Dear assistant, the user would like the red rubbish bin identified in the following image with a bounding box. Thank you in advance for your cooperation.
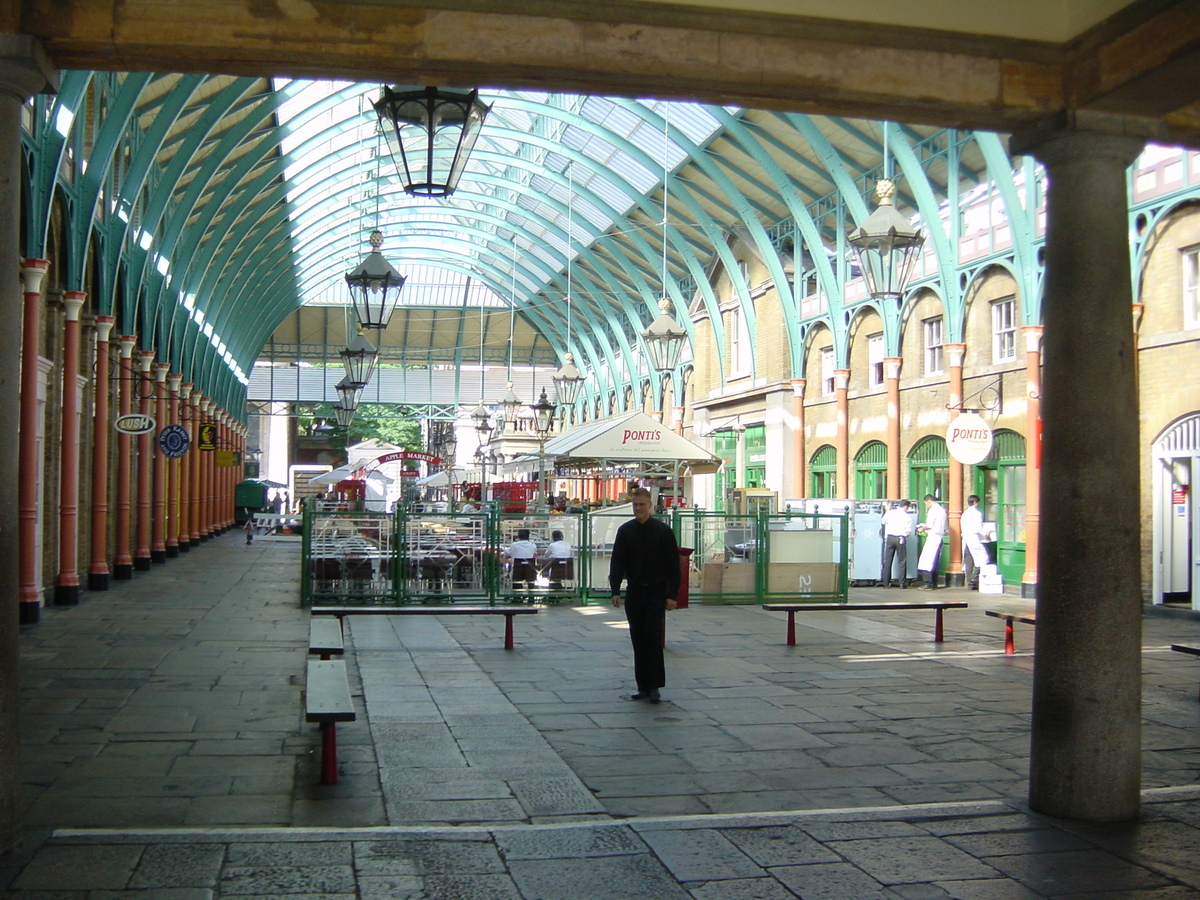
[676,547,694,609]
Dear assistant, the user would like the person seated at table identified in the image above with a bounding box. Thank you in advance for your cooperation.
[505,528,538,590]
[541,530,573,589]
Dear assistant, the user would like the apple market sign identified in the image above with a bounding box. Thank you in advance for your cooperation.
[946,413,994,465]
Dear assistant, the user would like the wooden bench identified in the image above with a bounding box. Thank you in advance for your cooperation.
[310,605,540,650]
[985,608,1037,654]
[305,659,356,784]
[762,601,968,645]
[1170,644,1200,700]
[309,616,344,659]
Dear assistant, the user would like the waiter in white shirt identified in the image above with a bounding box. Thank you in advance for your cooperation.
[878,499,914,588]
[915,494,947,590]
[960,494,990,590]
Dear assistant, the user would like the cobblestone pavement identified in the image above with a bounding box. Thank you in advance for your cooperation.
[5,532,1200,898]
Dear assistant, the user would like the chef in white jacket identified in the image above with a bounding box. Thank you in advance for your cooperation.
[960,494,990,590]
[915,494,947,590]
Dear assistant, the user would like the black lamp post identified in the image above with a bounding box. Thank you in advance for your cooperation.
[847,178,925,300]
[340,333,378,385]
[643,298,687,373]
[345,230,406,329]
[374,85,491,198]
[530,388,557,511]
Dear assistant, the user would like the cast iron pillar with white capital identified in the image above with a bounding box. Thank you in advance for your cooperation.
[1011,122,1145,823]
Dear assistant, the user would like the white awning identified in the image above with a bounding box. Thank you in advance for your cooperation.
[542,411,720,474]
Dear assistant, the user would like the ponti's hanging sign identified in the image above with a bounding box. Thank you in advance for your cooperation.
[946,412,994,465]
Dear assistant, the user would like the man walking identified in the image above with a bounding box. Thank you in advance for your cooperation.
[878,499,913,588]
[610,488,679,703]
[915,493,947,590]
[960,494,990,590]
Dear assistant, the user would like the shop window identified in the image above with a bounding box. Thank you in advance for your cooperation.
[810,444,836,498]
[924,317,944,375]
[821,347,835,396]
[867,333,884,387]
[908,435,948,505]
[854,440,887,499]
[1184,247,1200,330]
[992,298,1017,362]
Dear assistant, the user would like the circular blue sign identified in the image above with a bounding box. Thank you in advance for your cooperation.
[158,423,191,458]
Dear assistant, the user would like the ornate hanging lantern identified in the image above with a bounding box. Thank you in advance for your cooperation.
[374,85,490,198]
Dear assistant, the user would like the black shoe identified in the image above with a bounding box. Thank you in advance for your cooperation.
[629,691,651,701]
[648,689,661,704]
[900,581,909,589]
[875,581,887,588]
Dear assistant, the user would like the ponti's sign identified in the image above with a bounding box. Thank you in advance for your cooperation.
[946,412,994,464]
[621,427,662,444]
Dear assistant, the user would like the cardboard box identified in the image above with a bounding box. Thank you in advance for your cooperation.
[721,561,756,594]
[768,562,840,594]
[700,562,723,595]
[979,571,1004,594]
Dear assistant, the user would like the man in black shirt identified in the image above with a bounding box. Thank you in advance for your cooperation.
[609,487,680,703]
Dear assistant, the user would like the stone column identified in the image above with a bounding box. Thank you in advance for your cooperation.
[113,336,137,579]
[834,369,849,497]
[151,362,169,563]
[1012,124,1144,822]
[790,379,806,498]
[54,291,86,606]
[0,33,59,856]
[884,358,902,498]
[88,316,115,590]
[134,350,155,570]
[18,259,49,621]
[1020,325,1043,597]
[945,343,967,584]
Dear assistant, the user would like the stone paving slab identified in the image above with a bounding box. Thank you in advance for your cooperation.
[7,533,1200,897]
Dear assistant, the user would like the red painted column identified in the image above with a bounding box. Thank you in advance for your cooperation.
[176,383,193,552]
[54,291,87,606]
[188,392,202,545]
[790,379,806,499]
[945,343,966,584]
[884,358,902,499]
[1020,325,1043,597]
[200,399,214,538]
[112,335,138,580]
[834,369,849,498]
[88,315,116,590]
[151,362,169,563]
[165,372,182,557]
[134,349,155,570]
[18,259,50,623]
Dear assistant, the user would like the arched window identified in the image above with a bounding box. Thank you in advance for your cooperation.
[810,444,836,498]
[908,436,948,504]
[854,440,888,498]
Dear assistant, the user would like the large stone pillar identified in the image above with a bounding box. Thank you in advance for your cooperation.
[884,359,901,498]
[1013,125,1144,822]
[0,34,58,855]
[1020,325,1043,597]
[54,292,86,606]
[18,259,49,621]
[88,316,115,590]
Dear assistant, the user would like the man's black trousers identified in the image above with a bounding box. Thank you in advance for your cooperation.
[623,593,666,692]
